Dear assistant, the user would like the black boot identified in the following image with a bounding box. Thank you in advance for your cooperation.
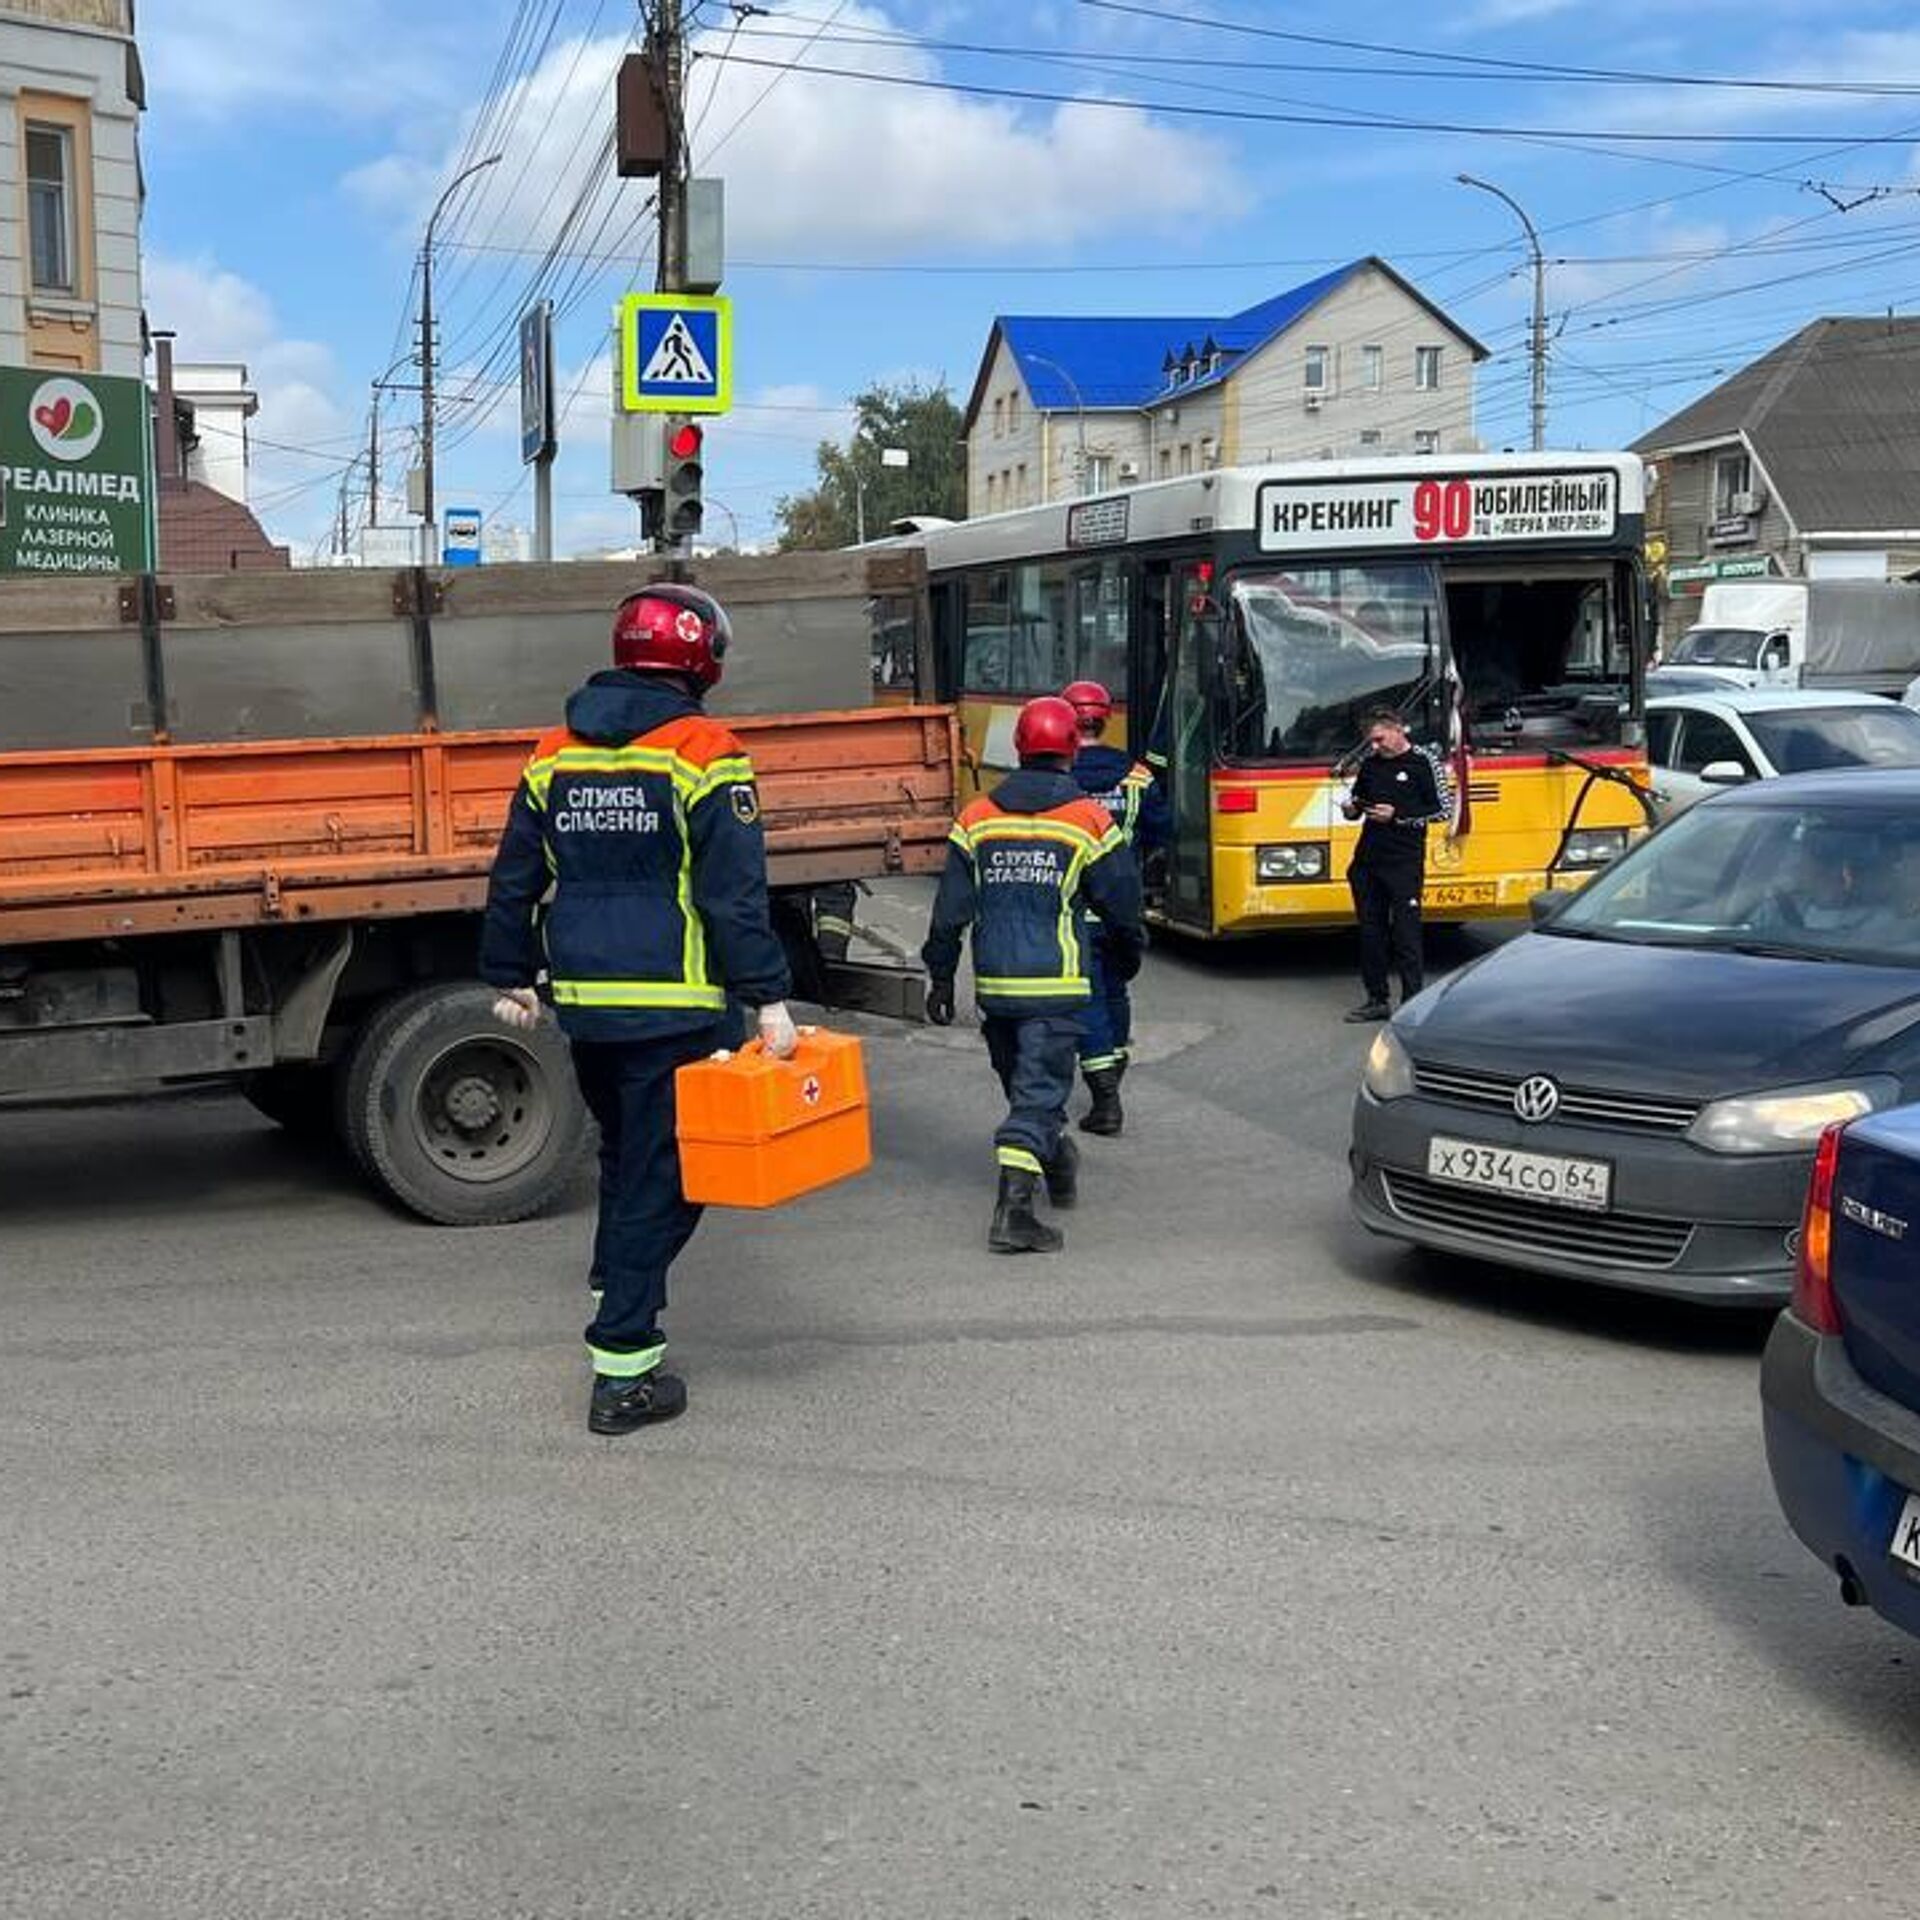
[989,1169,1063,1254]
[1044,1134,1078,1209]
[1079,1067,1124,1137]
[589,1369,689,1435]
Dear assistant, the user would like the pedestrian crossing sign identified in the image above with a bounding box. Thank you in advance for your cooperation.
[618,293,732,415]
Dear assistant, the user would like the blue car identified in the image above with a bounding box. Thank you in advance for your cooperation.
[1763,1106,1920,1639]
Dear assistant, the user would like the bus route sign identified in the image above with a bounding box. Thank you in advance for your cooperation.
[1258,470,1619,554]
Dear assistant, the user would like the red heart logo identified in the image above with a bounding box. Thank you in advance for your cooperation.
[34,397,71,435]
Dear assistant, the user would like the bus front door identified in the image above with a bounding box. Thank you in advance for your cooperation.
[1163,565,1216,934]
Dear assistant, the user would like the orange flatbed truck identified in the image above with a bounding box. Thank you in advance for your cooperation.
[0,552,951,1223]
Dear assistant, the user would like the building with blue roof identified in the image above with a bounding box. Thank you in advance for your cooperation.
[964,257,1488,516]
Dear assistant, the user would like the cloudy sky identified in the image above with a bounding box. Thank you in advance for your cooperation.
[137,0,1920,557]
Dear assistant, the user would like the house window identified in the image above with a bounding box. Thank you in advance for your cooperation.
[1362,345,1383,391]
[1199,435,1216,468]
[1359,430,1382,448]
[1713,450,1753,516]
[1414,429,1439,455]
[1157,447,1172,479]
[985,473,997,512]
[1087,453,1113,492]
[1015,461,1028,504]
[992,396,1004,437]
[1008,390,1021,434]
[1304,345,1331,392]
[27,123,76,295]
[1415,346,1442,391]
[1179,443,1193,475]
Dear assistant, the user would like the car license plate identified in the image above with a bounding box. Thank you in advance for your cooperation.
[1891,1493,1920,1572]
[1424,881,1497,910]
[1426,1135,1612,1212]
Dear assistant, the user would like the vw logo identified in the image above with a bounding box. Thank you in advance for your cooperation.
[1513,1075,1561,1123]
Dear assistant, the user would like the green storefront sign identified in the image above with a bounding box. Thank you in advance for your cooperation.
[1669,554,1776,589]
[0,364,156,575]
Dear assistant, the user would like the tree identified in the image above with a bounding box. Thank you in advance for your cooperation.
[775,380,966,551]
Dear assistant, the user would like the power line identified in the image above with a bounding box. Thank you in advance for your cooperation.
[1068,0,1920,100]
[701,50,1920,149]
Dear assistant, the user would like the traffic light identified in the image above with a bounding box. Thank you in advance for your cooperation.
[665,420,704,541]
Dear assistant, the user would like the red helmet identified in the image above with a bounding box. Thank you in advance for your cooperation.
[1013,695,1080,763]
[1061,679,1113,734]
[611,584,731,688]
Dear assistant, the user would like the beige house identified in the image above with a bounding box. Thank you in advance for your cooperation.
[0,0,145,377]
[964,257,1486,516]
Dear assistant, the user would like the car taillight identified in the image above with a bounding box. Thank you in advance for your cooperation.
[1792,1121,1845,1334]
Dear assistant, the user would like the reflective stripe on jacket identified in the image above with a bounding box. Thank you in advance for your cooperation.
[922,767,1145,1019]
[480,671,791,1041]
[1071,741,1171,851]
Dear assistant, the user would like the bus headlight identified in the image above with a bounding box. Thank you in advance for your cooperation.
[1557,828,1629,870]
[1362,1027,1415,1101]
[1256,841,1330,883]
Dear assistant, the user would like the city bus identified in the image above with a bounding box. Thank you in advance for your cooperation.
[895,454,1652,938]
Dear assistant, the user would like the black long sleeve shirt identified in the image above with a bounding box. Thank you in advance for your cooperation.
[1347,747,1445,872]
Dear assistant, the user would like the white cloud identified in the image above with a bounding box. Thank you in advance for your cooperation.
[348,4,1243,263]
[141,0,471,120]
[144,253,357,552]
[1457,0,1580,24]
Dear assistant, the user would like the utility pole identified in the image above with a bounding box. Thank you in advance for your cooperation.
[417,153,502,564]
[1458,173,1547,453]
[653,0,688,557]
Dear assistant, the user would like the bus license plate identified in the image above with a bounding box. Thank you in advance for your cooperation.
[1891,1493,1920,1573]
[1427,1136,1612,1213]
[1424,881,1497,910]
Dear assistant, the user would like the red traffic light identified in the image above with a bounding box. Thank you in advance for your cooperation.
[668,422,704,461]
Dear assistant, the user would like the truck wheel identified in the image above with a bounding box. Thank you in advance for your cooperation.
[244,1064,338,1142]
[337,984,589,1226]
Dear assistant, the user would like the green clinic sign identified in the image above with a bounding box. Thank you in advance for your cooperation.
[0,365,156,575]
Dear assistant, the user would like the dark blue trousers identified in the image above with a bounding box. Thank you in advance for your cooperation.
[983,1013,1080,1176]
[1077,940,1132,1072]
[571,1024,724,1374]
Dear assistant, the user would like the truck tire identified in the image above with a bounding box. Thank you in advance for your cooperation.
[243,1064,339,1142]
[337,983,589,1226]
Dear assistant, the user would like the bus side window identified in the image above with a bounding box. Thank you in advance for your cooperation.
[1071,558,1131,705]
[963,569,1013,691]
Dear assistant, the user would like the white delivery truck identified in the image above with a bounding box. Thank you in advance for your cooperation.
[1666,580,1920,694]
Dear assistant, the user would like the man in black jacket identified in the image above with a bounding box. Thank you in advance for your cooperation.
[1341,708,1446,1023]
[481,585,795,1435]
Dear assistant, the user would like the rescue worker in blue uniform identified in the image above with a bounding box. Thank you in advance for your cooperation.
[922,696,1146,1254]
[481,585,797,1435]
[1060,679,1169,1138]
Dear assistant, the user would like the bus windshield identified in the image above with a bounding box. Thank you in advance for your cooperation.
[1220,562,1438,761]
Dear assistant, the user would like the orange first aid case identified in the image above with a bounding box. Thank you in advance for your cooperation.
[674,1028,872,1209]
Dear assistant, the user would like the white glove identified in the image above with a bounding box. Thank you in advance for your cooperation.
[492,986,541,1031]
[757,1001,799,1060]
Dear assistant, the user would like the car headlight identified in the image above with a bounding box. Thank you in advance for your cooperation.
[1686,1079,1896,1155]
[1362,1026,1415,1101]
[1557,828,1629,870]
[1256,841,1330,884]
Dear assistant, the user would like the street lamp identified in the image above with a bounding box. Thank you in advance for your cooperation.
[419,152,502,561]
[1022,351,1089,496]
[1458,173,1547,452]
[853,444,909,545]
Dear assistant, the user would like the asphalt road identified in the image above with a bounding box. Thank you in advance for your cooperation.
[4,892,1917,1919]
